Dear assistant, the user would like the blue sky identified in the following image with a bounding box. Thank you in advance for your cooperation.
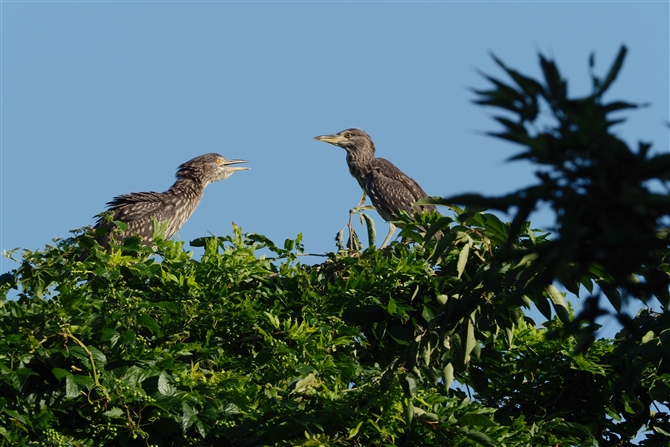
[2,2,669,315]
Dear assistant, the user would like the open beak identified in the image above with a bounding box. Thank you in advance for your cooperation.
[223,159,250,171]
[313,134,346,146]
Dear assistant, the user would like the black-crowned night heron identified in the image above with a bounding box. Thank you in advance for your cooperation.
[94,153,249,247]
[314,128,437,247]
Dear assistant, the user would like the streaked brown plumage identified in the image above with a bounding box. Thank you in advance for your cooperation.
[94,153,249,247]
[313,128,437,247]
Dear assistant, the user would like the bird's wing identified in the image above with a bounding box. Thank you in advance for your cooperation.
[105,192,166,222]
[366,158,436,218]
[93,191,168,244]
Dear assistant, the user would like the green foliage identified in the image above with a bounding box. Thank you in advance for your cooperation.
[1,211,669,446]
[475,311,670,446]
[432,45,670,332]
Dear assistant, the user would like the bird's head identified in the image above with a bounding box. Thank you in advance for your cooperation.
[313,128,375,156]
[177,153,250,185]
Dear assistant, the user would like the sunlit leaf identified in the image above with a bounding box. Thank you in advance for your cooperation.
[457,244,470,279]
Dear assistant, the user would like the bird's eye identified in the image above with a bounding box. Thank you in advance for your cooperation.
[216,158,224,165]
[344,132,352,139]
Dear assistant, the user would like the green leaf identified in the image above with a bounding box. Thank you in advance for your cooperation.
[347,421,363,439]
[103,408,124,418]
[138,313,163,336]
[464,316,476,364]
[181,402,197,429]
[405,338,420,372]
[72,375,94,388]
[380,359,398,393]
[100,328,120,348]
[336,227,344,251]
[550,421,595,437]
[158,371,175,396]
[491,52,544,99]
[539,54,566,103]
[290,373,316,393]
[457,414,497,427]
[402,397,414,425]
[443,363,454,390]
[387,297,397,315]
[457,244,470,279]
[404,374,418,396]
[87,346,107,365]
[535,296,552,321]
[600,283,622,313]
[602,101,638,114]
[653,426,670,437]
[642,330,655,344]
[65,374,80,399]
[417,411,439,422]
[153,301,181,312]
[594,45,627,97]
[460,429,496,447]
[422,305,435,323]
[361,213,377,247]
[422,342,431,367]
[2,409,28,426]
[68,345,90,363]
[545,285,570,324]
[52,368,69,381]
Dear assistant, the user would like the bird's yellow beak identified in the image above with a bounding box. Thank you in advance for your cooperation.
[313,134,346,145]
[222,159,250,171]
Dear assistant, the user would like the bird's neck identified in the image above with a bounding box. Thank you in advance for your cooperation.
[168,177,207,198]
[346,150,374,179]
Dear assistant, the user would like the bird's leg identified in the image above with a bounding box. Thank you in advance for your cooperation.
[380,222,397,249]
[356,191,367,209]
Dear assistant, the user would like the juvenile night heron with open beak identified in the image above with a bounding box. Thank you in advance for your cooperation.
[94,153,249,247]
[314,128,437,247]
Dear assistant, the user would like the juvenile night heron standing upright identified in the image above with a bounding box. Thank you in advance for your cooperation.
[94,153,249,247]
[314,128,437,247]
